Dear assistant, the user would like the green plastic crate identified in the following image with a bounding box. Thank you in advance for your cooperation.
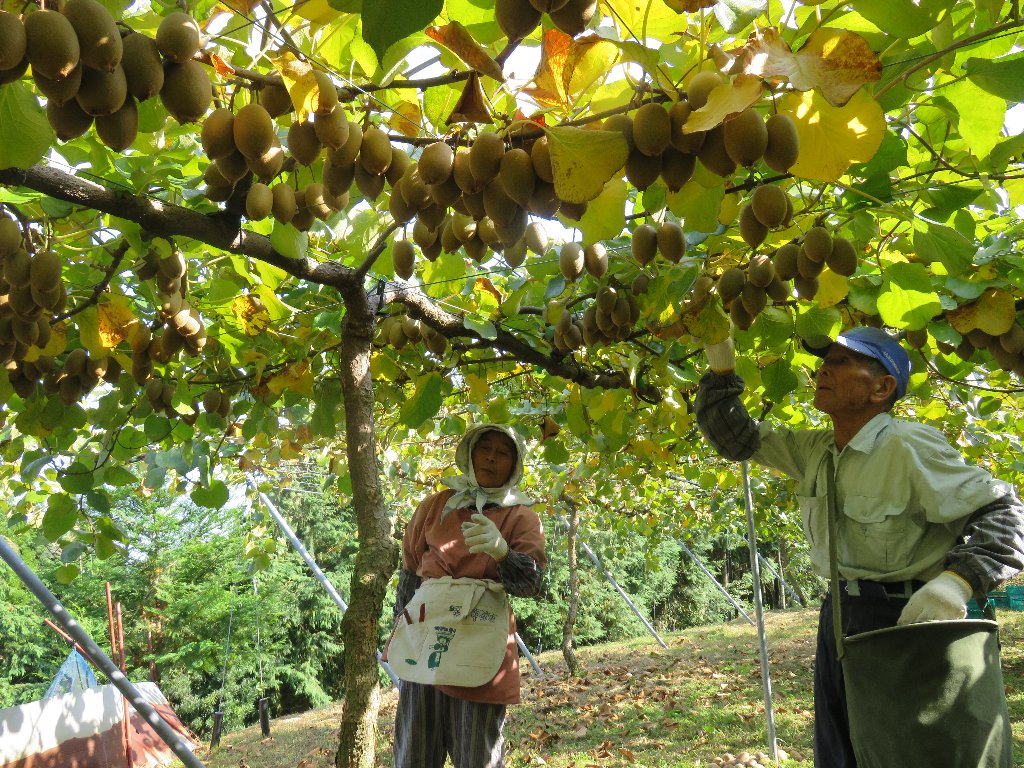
[1006,585,1024,611]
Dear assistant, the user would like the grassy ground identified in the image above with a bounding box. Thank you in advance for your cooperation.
[190,607,1024,767]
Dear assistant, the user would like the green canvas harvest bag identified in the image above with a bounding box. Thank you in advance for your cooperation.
[825,453,1012,768]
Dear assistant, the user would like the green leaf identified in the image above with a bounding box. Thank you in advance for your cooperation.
[191,479,230,509]
[42,494,79,541]
[270,222,308,260]
[422,251,467,297]
[361,0,442,62]
[963,53,1024,101]
[59,462,95,494]
[399,372,443,428]
[55,564,80,584]
[145,414,174,441]
[795,305,842,347]
[667,181,725,234]
[715,0,766,33]
[0,82,54,169]
[913,223,974,275]
[944,80,1005,160]
[464,315,497,339]
[102,465,137,487]
[21,453,53,483]
[61,541,87,563]
[761,359,799,401]
[850,0,941,38]
[95,533,117,560]
[542,439,571,464]
[578,179,627,245]
[878,263,941,329]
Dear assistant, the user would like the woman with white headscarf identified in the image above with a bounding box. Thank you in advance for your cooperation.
[388,423,547,768]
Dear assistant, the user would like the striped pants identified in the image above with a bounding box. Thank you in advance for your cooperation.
[392,681,506,768]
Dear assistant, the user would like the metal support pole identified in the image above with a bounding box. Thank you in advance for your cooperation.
[0,536,207,768]
[754,549,803,607]
[248,479,401,686]
[556,515,668,649]
[742,462,778,761]
[677,541,754,626]
[515,633,543,676]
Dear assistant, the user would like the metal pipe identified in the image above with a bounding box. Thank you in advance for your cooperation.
[555,515,668,649]
[115,602,131,768]
[0,536,207,768]
[677,541,754,626]
[742,461,778,761]
[247,478,401,686]
[755,550,804,607]
[515,633,543,676]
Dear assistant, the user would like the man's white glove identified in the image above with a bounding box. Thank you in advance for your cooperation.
[705,336,736,374]
[897,571,973,625]
[462,514,509,561]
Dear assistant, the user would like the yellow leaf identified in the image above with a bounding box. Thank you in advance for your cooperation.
[565,34,621,99]
[97,295,136,349]
[546,126,629,204]
[737,27,881,107]
[425,22,504,82]
[779,89,885,183]
[816,269,849,308]
[947,288,1015,336]
[234,295,271,336]
[465,372,489,402]
[525,29,573,110]
[272,52,317,121]
[29,321,67,359]
[684,298,731,343]
[684,74,763,133]
[293,0,342,24]
[267,360,314,397]
[390,101,422,138]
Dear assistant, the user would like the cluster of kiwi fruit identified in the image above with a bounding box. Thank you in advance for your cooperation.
[43,346,120,405]
[558,242,607,281]
[1,5,213,149]
[495,0,599,39]
[546,282,641,352]
[0,217,67,367]
[375,313,448,356]
[928,323,1024,376]
[201,387,233,419]
[130,245,206,388]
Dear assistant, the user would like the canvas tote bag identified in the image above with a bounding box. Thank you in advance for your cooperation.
[824,453,1012,768]
[385,576,509,687]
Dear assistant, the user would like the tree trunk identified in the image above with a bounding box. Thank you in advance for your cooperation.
[561,498,581,677]
[335,285,398,768]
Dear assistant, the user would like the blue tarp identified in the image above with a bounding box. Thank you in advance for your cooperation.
[44,648,97,698]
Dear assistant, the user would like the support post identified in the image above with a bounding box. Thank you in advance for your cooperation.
[754,549,803,607]
[515,633,543,677]
[0,536,207,768]
[555,515,668,649]
[742,462,778,761]
[677,541,755,626]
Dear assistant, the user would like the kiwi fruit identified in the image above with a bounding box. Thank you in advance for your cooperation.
[259,81,292,117]
[0,56,28,86]
[464,235,489,263]
[244,183,273,220]
[29,250,61,293]
[631,273,651,295]
[772,243,800,280]
[765,276,791,302]
[62,0,121,72]
[95,95,138,151]
[198,109,233,161]
[5,249,30,287]
[495,206,528,246]
[530,136,554,183]
[906,328,929,350]
[359,126,393,176]
[0,11,26,71]
[385,147,412,187]
[625,148,661,191]
[428,171,461,210]
[669,100,705,154]
[160,60,211,123]
[527,181,561,219]
[794,274,819,300]
[504,237,527,267]
[451,211,477,244]
[740,282,767,317]
[797,247,825,279]
[313,106,349,150]
[525,222,548,255]
[686,71,724,110]
[549,0,598,36]
[750,184,788,229]
[826,235,858,276]
[560,201,587,221]
[499,147,536,206]
[747,253,775,288]
[232,103,275,160]
[417,202,446,230]
[393,240,416,280]
[496,0,542,40]
[460,190,486,219]
[660,147,696,192]
[738,204,768,249]
[724,108,767,167]
[216,149,251,183]
[389,188,416,224]
[765,114,800,173]
[310,69,338,115]
[0,218,20,258]
[697,125,736,177]
[596,286,617,313]
[730,297,753,330]
[354,161,386,200]
[288,119,322,166]
[324,159,355,197]
[603,113,635,153]
[25,10,81,81]
[418,141,455,185]
[477,217,501,247]
[716,267,745,305]
[633,102,671,157]
[470,131,505,184]
[271,184,297,224]
[632,223,658,265]
[156,11,201,64]
[802,226,833,262]
[584,243,608,277]
[76,64,127,117]
[483,179,519,227]
[33,65,83,106]
[121,33,164,101]
[559,243,584,281]
[398,166,431,211]
[657,221,685,263]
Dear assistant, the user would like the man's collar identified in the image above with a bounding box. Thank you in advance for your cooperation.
[844,412,893,453]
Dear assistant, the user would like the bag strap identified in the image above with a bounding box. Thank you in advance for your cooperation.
[824,451,847,659]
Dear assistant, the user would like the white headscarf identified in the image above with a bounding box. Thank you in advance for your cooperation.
[441,423,533,518]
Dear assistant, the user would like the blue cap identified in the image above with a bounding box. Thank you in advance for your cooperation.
[805,327,911,399]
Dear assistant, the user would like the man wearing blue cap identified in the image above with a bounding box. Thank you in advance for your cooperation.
[695,326,1024,768]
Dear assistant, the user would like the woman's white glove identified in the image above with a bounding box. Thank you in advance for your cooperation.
[461,514,509,561]
[897,571,973,625]
[704,336,736,374]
